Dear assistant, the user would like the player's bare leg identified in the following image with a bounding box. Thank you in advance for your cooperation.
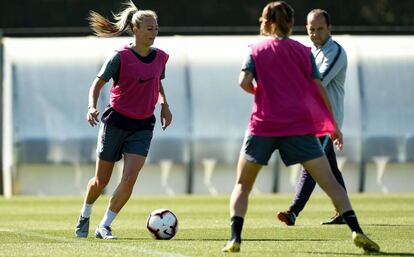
[303,156,380,252]
[95,153,145,239]
[223,157,262,252]
[76,159,114,238]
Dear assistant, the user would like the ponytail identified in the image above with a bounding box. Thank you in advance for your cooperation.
[89,1,150,38]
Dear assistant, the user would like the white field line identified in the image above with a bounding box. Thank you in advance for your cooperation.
[0,228,189,257]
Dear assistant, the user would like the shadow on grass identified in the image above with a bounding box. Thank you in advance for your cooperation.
[366,224,414,227]
[117,238,414,256]
[375,252,414,256]
[119,238,333,242]
[243,238,331,242]
[303,251,414,256]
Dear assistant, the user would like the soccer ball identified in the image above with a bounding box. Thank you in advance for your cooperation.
[146,208,178,240]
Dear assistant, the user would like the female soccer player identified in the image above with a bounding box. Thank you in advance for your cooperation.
[75,1,172,239]
[222,1,379,253]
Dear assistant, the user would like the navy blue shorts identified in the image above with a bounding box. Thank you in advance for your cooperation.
[96,123,153,162]
[241,134,324,166]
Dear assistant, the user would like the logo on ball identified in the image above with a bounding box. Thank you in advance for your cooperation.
[146,209,178,240]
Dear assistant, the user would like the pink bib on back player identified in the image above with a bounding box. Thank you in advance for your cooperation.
[249,38,334,136]
[110,45,169,119]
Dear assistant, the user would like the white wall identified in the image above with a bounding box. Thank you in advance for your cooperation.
[3,35,414,195]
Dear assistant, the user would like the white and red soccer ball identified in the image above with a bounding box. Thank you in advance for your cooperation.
[146,209,178,240]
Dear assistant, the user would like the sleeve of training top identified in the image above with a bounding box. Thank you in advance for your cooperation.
[310,54,322,79]
[97,51,121,82]
[241,48,257,78]
[319,45,347,87]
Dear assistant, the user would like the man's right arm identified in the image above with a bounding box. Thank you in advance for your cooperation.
[319,44,347,87]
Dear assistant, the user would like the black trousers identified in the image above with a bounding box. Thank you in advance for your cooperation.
[289,136,347,216]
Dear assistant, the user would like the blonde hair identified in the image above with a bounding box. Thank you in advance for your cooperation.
[88,1,157,37]
[259,1,294,37]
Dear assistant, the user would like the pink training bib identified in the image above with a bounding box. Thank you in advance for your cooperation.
[110,45,169,119]
[249,38,334,136]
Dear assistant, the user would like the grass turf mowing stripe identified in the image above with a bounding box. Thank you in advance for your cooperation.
[0,228,189,257]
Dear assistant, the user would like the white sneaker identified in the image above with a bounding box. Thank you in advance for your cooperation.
[95,226,117,240]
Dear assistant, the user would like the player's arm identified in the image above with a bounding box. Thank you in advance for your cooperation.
[87,78,106,127]
[314,78,343,150]
[239,71,255,94]
[158,81,172,130]
[239,48,256,94]
[87,51,119,127]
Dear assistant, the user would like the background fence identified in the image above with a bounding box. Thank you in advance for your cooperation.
[2,35,414,196]
[3,0,414,36]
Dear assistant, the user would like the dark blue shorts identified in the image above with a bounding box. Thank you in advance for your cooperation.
[241,134,324,166]
[96,123,153,162]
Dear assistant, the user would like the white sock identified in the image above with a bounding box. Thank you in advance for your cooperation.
[80,203,93,218]
[99,209,117,228]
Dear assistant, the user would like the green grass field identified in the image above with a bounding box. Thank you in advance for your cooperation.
[1,193,413,257]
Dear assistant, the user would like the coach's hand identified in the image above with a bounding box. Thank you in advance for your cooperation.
[87,107,100,127]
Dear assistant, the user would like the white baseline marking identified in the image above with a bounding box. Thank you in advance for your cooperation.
[1,228,189,257]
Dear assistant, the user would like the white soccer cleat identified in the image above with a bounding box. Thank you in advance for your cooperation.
[95,226,117,240]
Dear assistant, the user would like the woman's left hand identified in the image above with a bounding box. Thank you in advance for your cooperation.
[160,103,172,130]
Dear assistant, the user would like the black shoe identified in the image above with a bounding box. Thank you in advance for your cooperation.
[277,210,296,226]
[321,214,346,225]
